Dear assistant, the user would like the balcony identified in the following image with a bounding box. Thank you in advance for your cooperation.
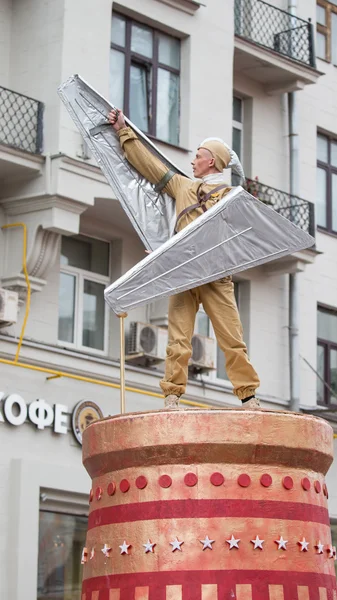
[234,0,322,94]
[245,178,317,274]
[0,86,44,183]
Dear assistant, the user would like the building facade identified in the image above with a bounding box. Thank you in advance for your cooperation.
[0,0,336,597]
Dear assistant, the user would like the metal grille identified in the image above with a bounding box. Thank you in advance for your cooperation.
[0,86,43,153]
[245,178,315,238]
[234,0,315,67]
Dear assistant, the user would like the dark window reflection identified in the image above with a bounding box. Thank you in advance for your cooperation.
[37,512,87,600]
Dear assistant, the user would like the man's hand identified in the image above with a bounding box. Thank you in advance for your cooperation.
[108,108,126,131]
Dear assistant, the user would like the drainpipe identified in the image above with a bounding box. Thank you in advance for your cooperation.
[288,0,300,412]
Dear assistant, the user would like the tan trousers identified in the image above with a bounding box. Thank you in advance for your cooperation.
[160,278,260,400]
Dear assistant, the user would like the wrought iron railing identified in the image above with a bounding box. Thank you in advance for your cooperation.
[234,0,316,68]
[0,86,43,154]
[245,178,315,238]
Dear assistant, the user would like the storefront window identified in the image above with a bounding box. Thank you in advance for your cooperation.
[37,511,87,600]
[331,520,337,578]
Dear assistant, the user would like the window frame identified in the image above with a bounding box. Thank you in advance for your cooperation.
[110,12,181,144]
[317,132,337,235]
[317,304,337,407]
[316,0,337,63]
[58,237,110,356]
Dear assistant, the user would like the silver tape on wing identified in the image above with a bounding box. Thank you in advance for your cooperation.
[58,75,189,250]
[104,187,315,315]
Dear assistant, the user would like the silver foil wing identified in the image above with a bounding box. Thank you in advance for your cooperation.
[104,187,315,315]
[58,74,188,250]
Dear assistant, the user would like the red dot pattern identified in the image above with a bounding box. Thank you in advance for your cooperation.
[314,480,321,494]
[136,476,148,490]
[210,472,225,486]
[260,474,272,488]
[107,482,116,496]
[184,473,198,487]
[238,474,251,488]
[159,475,172,488]
[120,479,130,493]
[301,477,311,491]
[282,476,294,490]
[90,472,327,500]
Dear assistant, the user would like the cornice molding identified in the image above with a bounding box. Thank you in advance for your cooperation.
[154,0,203,15]
[2,194,89,216]
[27,227,60,279]
[1,274,47,303]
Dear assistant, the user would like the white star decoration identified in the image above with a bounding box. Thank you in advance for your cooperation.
[143,539,156,553]
[200,535,215,550]
[275,536,288,550]
[170,537,184,552]
[251,536,264,550]
[101,544,112,558]
[91,535,333,558]
[226,535,240,549]
[119,541,130,555]
[298,538,309,552]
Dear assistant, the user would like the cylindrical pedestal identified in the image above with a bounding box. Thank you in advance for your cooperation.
[82,409,337,599]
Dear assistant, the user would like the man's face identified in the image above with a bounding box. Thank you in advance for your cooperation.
[191,147,215,178]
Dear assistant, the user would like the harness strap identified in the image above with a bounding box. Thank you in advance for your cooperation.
[174,183,228,233]
[154,169,176,194]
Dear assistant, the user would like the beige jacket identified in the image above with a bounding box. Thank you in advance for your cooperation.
[118,127,232,233]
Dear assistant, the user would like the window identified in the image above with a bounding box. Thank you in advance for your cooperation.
[317,133,337,234]
[193,283,240,383]
[316,1,337,64]
[317,306,337,406]
[232,96,243,185]
[58,235,110,354]
[110,13,181,145]
[37,511,87,600]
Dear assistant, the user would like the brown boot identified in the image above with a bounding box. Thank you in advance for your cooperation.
[164,394,181,410]
[242,397,261,409]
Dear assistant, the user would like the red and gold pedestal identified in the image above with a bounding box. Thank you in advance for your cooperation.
[81,409,337,600]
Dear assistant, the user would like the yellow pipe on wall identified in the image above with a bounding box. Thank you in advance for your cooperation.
[1,223,31,363]
[0,358,210,408]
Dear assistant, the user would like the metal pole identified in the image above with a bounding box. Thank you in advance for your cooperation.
[288,0,300,413]
[118,313,128,414]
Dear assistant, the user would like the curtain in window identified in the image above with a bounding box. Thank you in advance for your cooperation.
[82,280,105,350]
[156,69,179,145]
[110,49,125,110]
[58,273,76,343]
[316,167,327,228]
[130,64,150,133]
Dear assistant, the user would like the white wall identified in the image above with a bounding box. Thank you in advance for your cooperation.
[0,0,12,86]
[9,0,65,153]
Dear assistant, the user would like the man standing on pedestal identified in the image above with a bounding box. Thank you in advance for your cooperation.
[109,109,260,410]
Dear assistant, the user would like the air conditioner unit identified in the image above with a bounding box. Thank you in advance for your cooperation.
[189,334,216,373]
[0,288,19,327]
[127,321,168,366]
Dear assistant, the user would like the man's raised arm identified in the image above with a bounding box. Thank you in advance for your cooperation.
[108,109,184,199]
